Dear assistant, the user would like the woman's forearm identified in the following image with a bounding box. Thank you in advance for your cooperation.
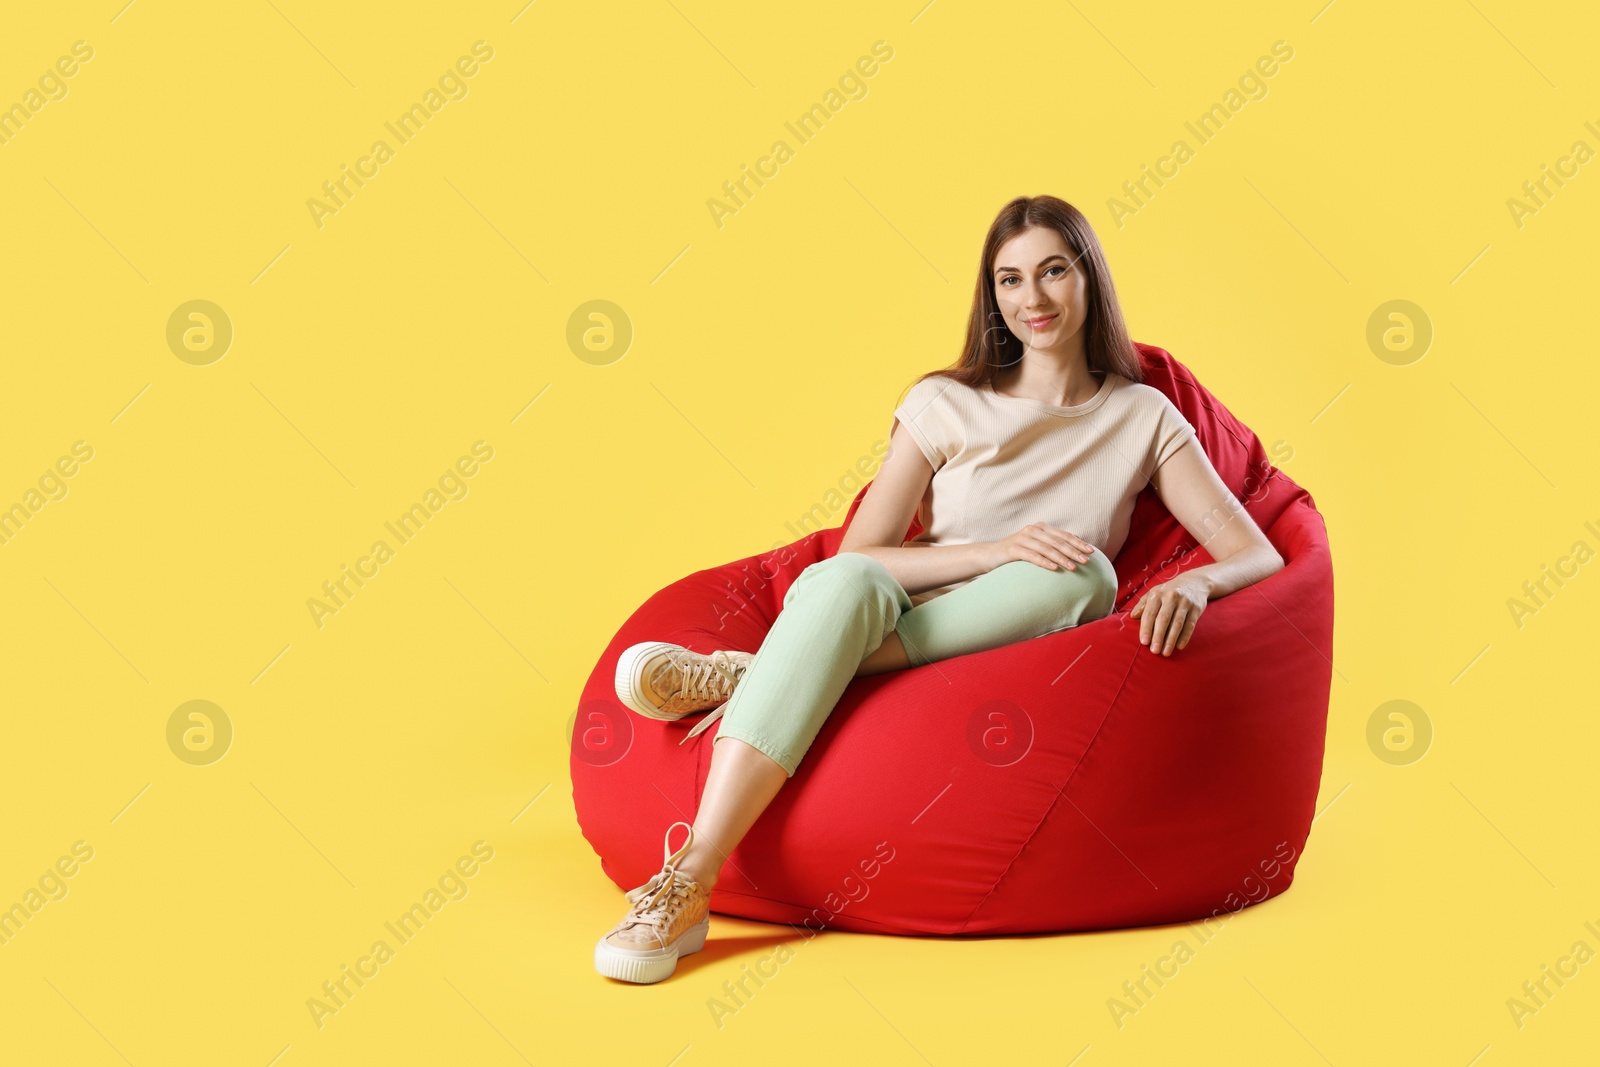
[1186,543,1285,601]
[847,541,996,597]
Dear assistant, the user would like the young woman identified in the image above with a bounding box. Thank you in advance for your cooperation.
[594,194,1285,984]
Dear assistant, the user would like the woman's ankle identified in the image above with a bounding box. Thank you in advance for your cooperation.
[677,863,718,890]
[676,849,721,890]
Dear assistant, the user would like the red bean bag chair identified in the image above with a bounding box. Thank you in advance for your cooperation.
[571,343,1333,936]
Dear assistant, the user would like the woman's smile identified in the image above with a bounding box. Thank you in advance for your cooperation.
[1025,313,1058,330]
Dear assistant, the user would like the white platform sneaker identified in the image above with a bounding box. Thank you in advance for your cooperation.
[594,821,712,984]
[613,642,754,742]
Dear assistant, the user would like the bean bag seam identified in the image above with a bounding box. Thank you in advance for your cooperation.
[708,888,932,935]
[953,634,1142,934]
[1171,378,1255,457]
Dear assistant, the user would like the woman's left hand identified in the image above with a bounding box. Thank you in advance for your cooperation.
[1128,574,1210,656]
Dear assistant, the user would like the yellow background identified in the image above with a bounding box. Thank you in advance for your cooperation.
[2,0,1596,1063]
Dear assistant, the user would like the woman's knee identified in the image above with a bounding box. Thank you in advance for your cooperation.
[997,551,1118,628]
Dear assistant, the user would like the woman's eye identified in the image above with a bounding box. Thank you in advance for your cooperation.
[998,267,1063,286]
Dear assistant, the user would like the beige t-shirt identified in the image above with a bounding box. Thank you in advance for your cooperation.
[891,370,1197,601]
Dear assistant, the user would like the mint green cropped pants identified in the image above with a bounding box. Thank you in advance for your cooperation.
[709,550,1119,776]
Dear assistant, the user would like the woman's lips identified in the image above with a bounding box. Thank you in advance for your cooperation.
[1025,314,1057,329]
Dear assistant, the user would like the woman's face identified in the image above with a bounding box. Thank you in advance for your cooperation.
[992,225,1089,355]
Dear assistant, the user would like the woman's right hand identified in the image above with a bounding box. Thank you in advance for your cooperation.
[987,522,1097,572]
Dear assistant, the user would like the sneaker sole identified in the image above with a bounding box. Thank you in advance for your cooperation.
[614,641,689,721]
[594,915,710,984]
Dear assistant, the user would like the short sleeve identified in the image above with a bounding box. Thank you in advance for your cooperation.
[1147,393,1197,479]
[892,377,960,470]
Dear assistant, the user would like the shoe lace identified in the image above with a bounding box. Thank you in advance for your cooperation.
[678,652,750,745]
[680,705,725,743]
[620,821,700,926]
[679,650,742,703]
[635,866,694,923]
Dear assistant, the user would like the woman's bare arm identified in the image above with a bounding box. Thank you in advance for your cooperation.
[1148,438,1285,598]
[837,420,996,597]
[1131,437,1286,654]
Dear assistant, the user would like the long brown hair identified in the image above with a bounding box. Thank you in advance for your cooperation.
[916,195,1142,391]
